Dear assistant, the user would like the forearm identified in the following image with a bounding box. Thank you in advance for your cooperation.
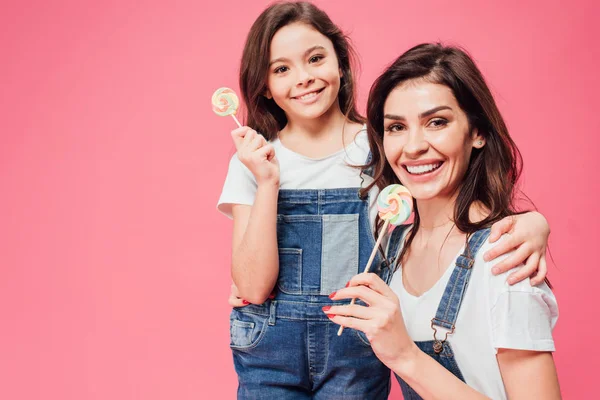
[391,346,490,400]
[232,183,279,304]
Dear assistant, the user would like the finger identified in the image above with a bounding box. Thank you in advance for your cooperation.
[326,314,366,332]
[231,127,251,149]
[255,143,276,161]
[484,234,518,262]
[489,215,515,243]
[323,303,373,320]
[490,244,531,275]
[228,296,248,307]
[242,129,257,146]
[330,285,385,306]
[507,252,539,285]
[248,136,264,152]
[530,254,547,286]
[347,272,393,297]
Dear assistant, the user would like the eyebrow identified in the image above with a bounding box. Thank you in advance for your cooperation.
[269,45,327,67]
[384,106,453,121]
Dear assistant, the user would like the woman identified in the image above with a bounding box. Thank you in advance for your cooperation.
[324,43,561,399]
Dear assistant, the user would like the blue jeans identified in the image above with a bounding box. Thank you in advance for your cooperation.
[230,188,391,399]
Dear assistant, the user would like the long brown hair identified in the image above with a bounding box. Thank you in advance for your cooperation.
[239,1,364,140]
[364,43,525,264]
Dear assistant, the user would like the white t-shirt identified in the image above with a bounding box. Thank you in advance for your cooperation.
[388,231,558,400]
[217,128,379,228]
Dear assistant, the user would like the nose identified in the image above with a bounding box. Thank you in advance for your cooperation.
[403,128,429,158]
[296,66,314,87]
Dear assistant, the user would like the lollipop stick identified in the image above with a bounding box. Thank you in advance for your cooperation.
[231,114,242,128]
[338,219,390,336]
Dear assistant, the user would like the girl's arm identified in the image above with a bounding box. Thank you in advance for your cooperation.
[230,127,280,304]
[487,212,550,285]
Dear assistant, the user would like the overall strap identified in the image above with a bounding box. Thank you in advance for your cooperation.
[430,228,491,351]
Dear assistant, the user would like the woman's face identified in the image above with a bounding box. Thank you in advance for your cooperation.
[383,80,485,201]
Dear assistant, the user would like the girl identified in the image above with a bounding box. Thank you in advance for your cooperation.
[218,2,551,398]
[324,43,560,399]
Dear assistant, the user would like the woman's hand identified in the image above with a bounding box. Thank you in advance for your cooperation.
[486,212,550,285]
[231,126,279,186]
[324,273,417,369]
[228,282,275,307]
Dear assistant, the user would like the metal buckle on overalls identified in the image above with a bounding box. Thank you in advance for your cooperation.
[431,319,455,354]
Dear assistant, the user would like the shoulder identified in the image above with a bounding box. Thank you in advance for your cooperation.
[473,234,558,352]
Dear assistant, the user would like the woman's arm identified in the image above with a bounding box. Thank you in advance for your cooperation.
[325,273,559,400]
[497,349,561,398]
[487,212,550,285]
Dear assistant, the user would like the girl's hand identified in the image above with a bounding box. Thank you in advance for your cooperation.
[231,126,279,186]
[485,212,550,286]
[228,282,276,307]
[324,273,417,368]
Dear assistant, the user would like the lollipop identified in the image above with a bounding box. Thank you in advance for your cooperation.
[377,184,413,229]
[211,87,242,127]
[338,184,413,336]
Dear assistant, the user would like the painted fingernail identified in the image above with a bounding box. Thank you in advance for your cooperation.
[268,293,276,299]
[492,267,499,274]
[328,291,337,299]
[242,300,250,305]
[508,277,516,285]
[322,306,331,312]
[345,281,350,288]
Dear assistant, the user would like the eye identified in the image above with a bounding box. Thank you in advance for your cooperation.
[428,118,448,128]
[308,54,324,63]
[385,123,406,133]
[273,65,289,74]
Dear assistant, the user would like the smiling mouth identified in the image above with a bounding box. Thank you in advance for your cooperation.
[404,162,443,175]
[292,88,325,100]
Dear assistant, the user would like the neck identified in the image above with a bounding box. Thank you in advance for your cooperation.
[414,194,457,236]
[283,101,348,138]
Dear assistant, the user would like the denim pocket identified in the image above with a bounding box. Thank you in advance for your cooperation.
[320,214,359,295]
[277,248,303,294]
[229,310,269,350]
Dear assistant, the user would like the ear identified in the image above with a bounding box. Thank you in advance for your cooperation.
[264,88,272,100]
[339,68,343,79]
[471,128,485,149]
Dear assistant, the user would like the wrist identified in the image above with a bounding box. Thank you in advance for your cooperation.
[256,178,280,189]
[390,342,421,378]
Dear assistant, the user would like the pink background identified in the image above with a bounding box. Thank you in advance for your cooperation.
[1,0,598,398]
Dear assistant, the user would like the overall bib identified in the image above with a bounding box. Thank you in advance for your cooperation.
[229,188,392,399]
[386,227,492,399]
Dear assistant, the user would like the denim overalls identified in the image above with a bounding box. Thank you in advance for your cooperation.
[229,187,392,399]
[386,226,492,399]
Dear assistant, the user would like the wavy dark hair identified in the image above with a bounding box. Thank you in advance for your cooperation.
[363,43,526,265]
[239,1,364,140]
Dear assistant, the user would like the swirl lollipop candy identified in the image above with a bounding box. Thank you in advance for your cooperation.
[211,87,242,127]
[338,184,413,336]
[377,184,413,230]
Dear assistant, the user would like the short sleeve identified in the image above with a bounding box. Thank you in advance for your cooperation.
[216,153,257,219]
[481,236,559,353]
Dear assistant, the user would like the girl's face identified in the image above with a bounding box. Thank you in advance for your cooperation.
[383,81,485,201]
[266,22,342,123]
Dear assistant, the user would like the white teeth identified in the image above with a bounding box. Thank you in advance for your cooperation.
[296,91,319,100]
[406,163,442,174]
